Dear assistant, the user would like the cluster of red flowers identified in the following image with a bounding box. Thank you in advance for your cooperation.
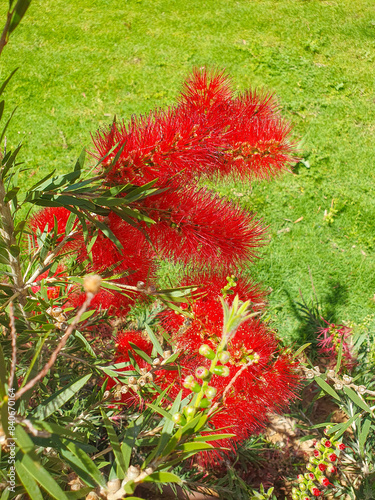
[30,69,300,458]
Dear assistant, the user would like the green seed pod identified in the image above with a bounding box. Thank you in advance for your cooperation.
[212,365,230,377]
[199,344,215,360]
[199,398,211,409]
[195,367,211,380]
[218,351,230,364]
[205,386,217,399]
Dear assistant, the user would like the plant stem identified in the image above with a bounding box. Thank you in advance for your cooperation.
[14,291,95,400]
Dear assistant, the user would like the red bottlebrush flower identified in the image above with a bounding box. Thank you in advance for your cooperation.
[29,207,78,247]
[91,68,296,188]
[324,440,332,448]
[161,276,299,458]
[318,463,327,472]
[337,443,346,450]
[311,488,322,497]
[145,187,265,269]
[328,453,338,462]
[313,450,320,457]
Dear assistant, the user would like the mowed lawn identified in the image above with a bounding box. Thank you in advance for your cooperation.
[1,0,375,342]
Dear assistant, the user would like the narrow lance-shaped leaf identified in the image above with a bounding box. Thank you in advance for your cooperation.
[32,374,92,420]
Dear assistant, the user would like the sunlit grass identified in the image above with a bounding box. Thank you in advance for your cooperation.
[1,0,375,341]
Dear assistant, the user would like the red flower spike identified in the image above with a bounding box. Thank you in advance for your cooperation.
[144,187,265,269]
[29,207,78,248]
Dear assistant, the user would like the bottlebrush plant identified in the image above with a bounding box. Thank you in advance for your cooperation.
[0,1,302,498]
[28,68,300,456]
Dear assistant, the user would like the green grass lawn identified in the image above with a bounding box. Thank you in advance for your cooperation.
[1,0,375,343]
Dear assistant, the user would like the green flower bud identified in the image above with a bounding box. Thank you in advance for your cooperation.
[205,386,217,399]
[195,367,211,380]
[199,398,211,409]
[183,406,195,418]
[212,365,230,377]
[199,344,215,360]
[183,375,201,393]
[172,413,185,425]
[218,351,230,364]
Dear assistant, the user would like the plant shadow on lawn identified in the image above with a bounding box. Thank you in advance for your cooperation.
[283,278,349,352]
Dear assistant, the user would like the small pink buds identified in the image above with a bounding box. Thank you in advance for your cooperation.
[199,344,215,360]
[328,453,338,462]
[212,365,230,376]
[320,477,330,487]
[311,487,322,497]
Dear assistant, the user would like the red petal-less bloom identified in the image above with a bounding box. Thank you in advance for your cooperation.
[144,187,265,269]
[29,206,78,248]
[91,68,296,188]
[161,280,299,459]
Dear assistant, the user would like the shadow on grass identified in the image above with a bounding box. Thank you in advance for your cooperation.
[283,278,349,350]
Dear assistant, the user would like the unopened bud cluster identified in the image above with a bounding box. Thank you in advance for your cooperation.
[103,350,173,401]
[292,428,345,499]
[172,343,231,425]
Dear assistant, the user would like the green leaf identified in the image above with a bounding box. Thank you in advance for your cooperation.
[145,324,164,357]
[3,186,20,203]
[328,413,360,439]
[0,69,18,98]
[74,148,86,172]
[143,471,182,484]
[63,440,106,488]
[314,376,340,401]
[15,426,69,500]
[32,374,91,420]
[101,409,127,479]
[193,433,235,442]
[343,386,372,413]
[65,488,93,499]
[9,0,32,33]
[335,340,343,374]
[128,342,153,365]
[16,460,44,500]
[359,418,372,455]
[176,442,214,453]
[292,343,311,359]
[0,106,17,145]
